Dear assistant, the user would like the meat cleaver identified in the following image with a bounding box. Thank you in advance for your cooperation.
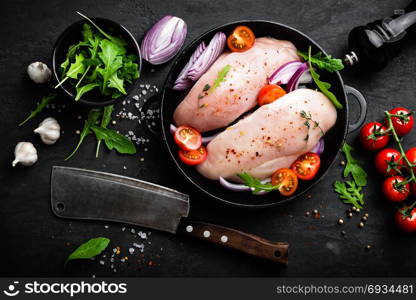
[50,166,288,265]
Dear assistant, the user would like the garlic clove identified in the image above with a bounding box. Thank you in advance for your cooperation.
[27,62,52,84]
[34,117,61,145]
[13,142,38,167]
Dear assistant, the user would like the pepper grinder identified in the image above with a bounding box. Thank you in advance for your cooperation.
[344,0,416,70]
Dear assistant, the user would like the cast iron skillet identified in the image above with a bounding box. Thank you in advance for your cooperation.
[159,20,367,208]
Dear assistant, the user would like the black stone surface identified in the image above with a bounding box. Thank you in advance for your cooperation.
[1,0,416,277]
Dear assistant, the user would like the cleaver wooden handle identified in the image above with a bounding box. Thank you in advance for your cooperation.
[179,220,288,265]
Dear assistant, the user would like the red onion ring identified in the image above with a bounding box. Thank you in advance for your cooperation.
[170,124,177,135]
[268,61,303,85]
[219,176,272,195]
[311,138,325,155]
[286,63,310,92]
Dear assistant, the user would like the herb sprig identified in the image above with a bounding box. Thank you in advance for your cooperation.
[300,110,324,142]
[298,50,344,72]
[19,93,57,126]
[307,47,343,109]
[342,143,368,187]
[333,180,364,209]
[237,172,279,194]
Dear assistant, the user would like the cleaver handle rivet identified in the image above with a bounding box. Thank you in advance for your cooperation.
[220,235,228,243]
[203,230,211,238]
[186,225,194,233]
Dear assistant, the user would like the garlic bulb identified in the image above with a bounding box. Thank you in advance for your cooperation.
[12,142,38,167]
[34,117,61,145]
[27,62,51,83]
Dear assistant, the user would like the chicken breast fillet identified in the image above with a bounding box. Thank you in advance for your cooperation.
[196,89,337,181]
[173,37,300,132]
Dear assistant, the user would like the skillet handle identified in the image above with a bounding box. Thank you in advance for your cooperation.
[345,85,367,133]
[179,220,289,265]
[141,93,162,137]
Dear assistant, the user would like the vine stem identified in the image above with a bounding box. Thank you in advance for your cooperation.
[384,111,416,186]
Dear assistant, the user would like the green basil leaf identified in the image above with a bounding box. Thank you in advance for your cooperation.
[95,105,114,157]
[237,172,279,194]
[65,237,110,266]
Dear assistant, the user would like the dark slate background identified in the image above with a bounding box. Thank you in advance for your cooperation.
[1,0,416,277]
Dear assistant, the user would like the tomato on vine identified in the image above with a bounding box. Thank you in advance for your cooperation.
[382,176,409,202]
[395,206,416,232]
[374,148,402,176]
[359,122,389,151]
[387,107,414,136]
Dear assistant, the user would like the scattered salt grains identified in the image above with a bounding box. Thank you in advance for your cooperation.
[145,84,150,89]
[99,260,105,265]
[141,90,147,95]
[104,225,109,229]
[129,247,135,255]
[123,166,127,170]
[131,228,136,234]
[133,95,139,101]
[122,227,126,232]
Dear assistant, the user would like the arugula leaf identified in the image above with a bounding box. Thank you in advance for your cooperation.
[66,53,86,79]
[237,173,279,194]
[81,23,94,42]
[19,93,57,126]
[108,72,126,95]
[75,83,99,101]
[95,105,114,157]
[65,109,102,160]
[90,125,136,155]
[208,64,231,94]
[298,51,344,72]
[342,143,368,187]
[118,59,139,83]
[307,47,343,109]
[60,42,89,75]
[333,180,364,209]
[65,237,110,266]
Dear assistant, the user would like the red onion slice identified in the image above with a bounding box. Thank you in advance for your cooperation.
[187,32,226,81]
[219,176,272,195]
[219,177,251,192]
[268,61,303,85]
[286,63,309,92]
[173,41,206,90]
[311,138,325,155]
[170,124,177,135]
[141,16,187,65]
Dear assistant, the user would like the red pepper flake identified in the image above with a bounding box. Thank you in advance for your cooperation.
[148,260,153,266]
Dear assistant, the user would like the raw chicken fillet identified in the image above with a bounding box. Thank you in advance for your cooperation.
[173,37,300,132]
[196,89,337,181]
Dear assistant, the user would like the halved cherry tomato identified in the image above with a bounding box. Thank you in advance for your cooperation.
[382,176,409,202]
[227,26,255,52]
[257,84,287,106]
[290,152,321,180]
[395,207,416,232]
[359,122,389,151]
[374,148,402,176]
[174,126,202,151]
[404,147,416,173]
[387,107,414,136]
[178,145,207,166]
[271,168,298,196]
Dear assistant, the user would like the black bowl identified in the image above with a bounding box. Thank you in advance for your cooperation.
[52,18,142,107]
[160,20,349,208]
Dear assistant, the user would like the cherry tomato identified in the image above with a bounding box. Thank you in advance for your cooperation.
[290,152,321,181]
[387,107,414,136]
[404,147,416,173]
[382,176,409,202]
[359,122,389,151]
[178,145,207,166]
[227,26,255,52]
[395,207,416,232]
[271,168,298,196]
[374,148,402,176]
[257,84,287,106]
[174,126,202,151]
